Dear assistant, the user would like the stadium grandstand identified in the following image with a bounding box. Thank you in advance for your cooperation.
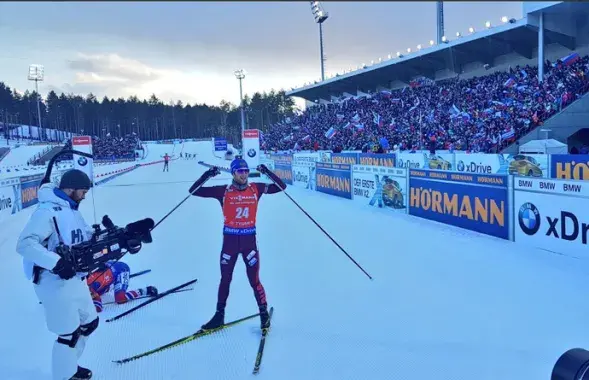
[264,2,589,155]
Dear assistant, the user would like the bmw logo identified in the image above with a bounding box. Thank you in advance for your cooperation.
[457,160,465,172]
[77,157,88,166]
[518,202,541,235]
[247,149,256,158]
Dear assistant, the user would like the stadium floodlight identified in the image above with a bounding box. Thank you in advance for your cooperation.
[417,44,422,50]
[485,21,491,28]
[407,48,412,53]
[234,69,246,143]
[396,52,402,57]
[28,64,44,136]
[441,36,448,43]
[430,40,435,46]
[456,32,461,37]
[501,16,508,23]
[310,1,329,81]
[469,27,475,33]
[387,54,392,59]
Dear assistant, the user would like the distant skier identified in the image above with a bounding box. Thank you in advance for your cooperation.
[86,261,158,313]
[188,159,286,330]
[162,153,171,171]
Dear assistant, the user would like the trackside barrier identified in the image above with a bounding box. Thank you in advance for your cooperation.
[263,152,589,257]
[0,159,164,220]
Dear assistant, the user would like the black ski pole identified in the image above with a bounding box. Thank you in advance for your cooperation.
[102,287,193,305]
[265,172,373,280]
[130,269,151,279]
[151,174,212,231]
[106,278,198,322]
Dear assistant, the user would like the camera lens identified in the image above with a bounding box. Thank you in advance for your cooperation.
[552,349,589,380]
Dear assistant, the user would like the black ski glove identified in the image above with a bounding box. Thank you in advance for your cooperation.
[204,166,220,179]
[256,164,269,174]
[52,257,76,280]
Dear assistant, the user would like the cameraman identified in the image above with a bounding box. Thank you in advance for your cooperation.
[16,169,96,380]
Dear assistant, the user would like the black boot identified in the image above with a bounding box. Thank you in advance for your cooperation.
[70,366,92,379]
[259,304,270,330]
[201,309,225,330]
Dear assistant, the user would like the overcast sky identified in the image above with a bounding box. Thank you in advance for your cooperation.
[0,1,522,108]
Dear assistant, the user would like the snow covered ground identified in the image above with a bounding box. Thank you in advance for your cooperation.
[0,141,588,379]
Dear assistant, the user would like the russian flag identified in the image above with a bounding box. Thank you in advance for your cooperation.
[504,78,516,88]
[325,127,336,139]
[561,52,580,66]
[380,90,392,98]
[501,128,515,141]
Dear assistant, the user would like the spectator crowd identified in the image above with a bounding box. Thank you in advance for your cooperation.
[264,53,589,154]
[61,133,141,161]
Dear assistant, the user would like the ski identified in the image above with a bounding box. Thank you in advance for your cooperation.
[113,312,261,364]
[102,288,194,306]
[130,269,151,278]
[253,306,274,375]
[106,278,197,323]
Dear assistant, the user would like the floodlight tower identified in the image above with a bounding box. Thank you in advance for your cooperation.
[437,1,445,45]
[310,1,328,81]
[28,64,44,138]
[234,69,246,145]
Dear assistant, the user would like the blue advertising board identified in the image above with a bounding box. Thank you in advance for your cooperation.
[408,170,509,239]
[358,153,396,167]
[331,153,359,165]
[214,137,228,152]
[20,174,43,209]
[315,162,352,199]
[274,163,293,185]
[551,154,589,181]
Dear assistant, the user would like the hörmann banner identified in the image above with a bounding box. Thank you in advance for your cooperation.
[315,162,352,199]
[409,170,510,239]
[551,154,589,181]
[514,177,589,258]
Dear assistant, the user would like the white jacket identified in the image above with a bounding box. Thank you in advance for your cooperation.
[16,183,93,280]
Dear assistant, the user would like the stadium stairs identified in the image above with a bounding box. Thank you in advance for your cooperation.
[0,147,9,163]
[502,83,589,153]
[31,145,64,165]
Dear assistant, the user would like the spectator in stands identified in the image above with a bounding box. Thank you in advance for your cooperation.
[265,54,589,154]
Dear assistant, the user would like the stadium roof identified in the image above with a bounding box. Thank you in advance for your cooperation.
[287,2,587,102]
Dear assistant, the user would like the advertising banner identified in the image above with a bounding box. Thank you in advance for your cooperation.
[72,136,94,185]
[292,152,319,166]
[0,178,22,223]
[213,137,228,152]
[315,162,352,199]
[453,153,548,177]
[514,177,589,257]
[397,152,455,171]
[551,154,589,181]
[242,129,260,169]
[352,165,407,212]
[358,153,396,168]
[20,174,44,209]
[331,153,359,165]
[409,170,510,239]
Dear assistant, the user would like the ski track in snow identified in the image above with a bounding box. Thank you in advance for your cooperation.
[0,142,588,379]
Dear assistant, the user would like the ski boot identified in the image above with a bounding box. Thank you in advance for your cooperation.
[201,309,225,330]
[259,304,270,330]
[70,366,92,379]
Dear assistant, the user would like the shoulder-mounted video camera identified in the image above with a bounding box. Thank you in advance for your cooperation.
[54,215,154,274]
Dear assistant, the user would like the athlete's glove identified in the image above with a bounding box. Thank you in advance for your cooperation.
[205,166,220,178]
[52,257,76,280]
[256,164,269,174]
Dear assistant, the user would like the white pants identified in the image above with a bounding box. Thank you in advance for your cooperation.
[35,271,98,380]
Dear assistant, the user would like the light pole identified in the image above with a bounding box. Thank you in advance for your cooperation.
[234,69,246,148]
[310,1,328,81]
[28,64,44,140]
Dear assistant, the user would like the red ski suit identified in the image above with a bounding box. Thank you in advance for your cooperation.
[190,173,286,310]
